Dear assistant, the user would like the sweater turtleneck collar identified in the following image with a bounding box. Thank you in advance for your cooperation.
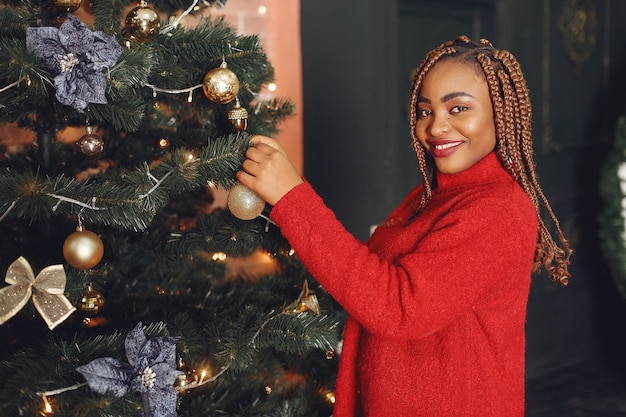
[433,152,510,192]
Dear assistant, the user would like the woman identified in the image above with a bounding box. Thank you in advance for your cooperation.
[237,35,572,416]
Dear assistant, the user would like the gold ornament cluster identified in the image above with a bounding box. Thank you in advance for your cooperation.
[201,61,261,221]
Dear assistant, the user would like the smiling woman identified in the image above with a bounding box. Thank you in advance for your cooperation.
[234,35,573,417]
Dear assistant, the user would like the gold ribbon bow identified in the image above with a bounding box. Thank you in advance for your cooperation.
[0,257,76,330]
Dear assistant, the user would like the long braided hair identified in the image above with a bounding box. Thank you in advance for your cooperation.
[408,35,572,285]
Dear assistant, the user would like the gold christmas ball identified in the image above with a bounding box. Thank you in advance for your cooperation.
[63,226,104,269]
[53,0,82,13]
[228,97,248,132]
[227,184,265,220]
[124,2,161,42]
[80,283,105,317]
[202,62,240,104]
[77,133,104,157]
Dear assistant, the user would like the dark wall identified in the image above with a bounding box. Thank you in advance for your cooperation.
[301,0,626,376]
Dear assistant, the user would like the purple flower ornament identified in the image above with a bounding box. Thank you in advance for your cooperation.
[26,14,123,112]
[76,323,183,417]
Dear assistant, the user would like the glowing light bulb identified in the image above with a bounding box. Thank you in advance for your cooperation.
[267,82,277,92]
[42,396,53,414]
[325,390,336,404]
[212,252,227,262]
[258,5,267,14]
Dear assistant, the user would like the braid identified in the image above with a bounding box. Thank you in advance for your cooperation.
[408,35,572,285]
[409,46,454,211]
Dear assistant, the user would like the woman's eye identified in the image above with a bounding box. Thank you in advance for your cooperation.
[417,109,431,118]
[450,105,468,113]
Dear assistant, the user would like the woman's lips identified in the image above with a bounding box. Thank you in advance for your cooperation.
[429,140,463,158]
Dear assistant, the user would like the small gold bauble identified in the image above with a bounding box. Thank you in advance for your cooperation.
[53,0,82,13]
[227,184,265,220]
[63,226,104,269]
[80,283,105,317]
[202,62,240,104]
[77,133,104,157]
[124,2,161,42]
[227,97,248,132]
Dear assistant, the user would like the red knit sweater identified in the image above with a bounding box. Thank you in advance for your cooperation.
[270,152,538,417]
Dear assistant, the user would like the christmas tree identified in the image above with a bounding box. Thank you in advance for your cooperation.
[0,1,341,416]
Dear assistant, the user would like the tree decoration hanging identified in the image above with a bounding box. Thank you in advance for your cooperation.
[77,125,104,157]
[0,257,76,330]
[124,1,161,42]
[227,183,265,220]
[79,283,105,317]
[25,14,123,112]
[63,224,105,269]
[202,60,240,104]
[599,115,626,301]
[76,322,183,417]
[228,97,249,132]
[224,95,262,221]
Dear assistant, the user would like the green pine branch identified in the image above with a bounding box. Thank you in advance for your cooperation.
[0,132,250,231]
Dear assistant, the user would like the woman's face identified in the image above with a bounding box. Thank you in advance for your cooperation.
[414,59,496,174]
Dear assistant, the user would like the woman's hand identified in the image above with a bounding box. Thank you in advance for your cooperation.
[236,135,303,206]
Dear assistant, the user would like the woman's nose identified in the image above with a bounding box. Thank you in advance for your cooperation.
[428,112,449,137]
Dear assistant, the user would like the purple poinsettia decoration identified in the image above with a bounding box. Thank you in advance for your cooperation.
[76,323,183,417]
[25,14,123,112]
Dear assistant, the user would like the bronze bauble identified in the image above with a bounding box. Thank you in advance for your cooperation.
[77,133,104,157]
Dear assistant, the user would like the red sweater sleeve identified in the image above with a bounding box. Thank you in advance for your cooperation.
[270,180,537,340]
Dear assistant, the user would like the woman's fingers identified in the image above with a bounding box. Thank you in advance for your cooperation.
[238,135,303,205]
[243,143,285,174]
[251,135,285,154]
